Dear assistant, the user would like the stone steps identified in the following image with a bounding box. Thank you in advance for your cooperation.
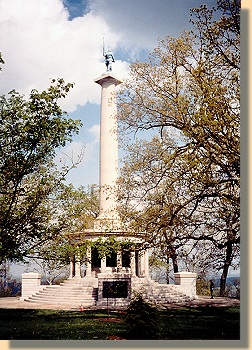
[131,278,193,304]
[24,276,194,307]
[24,278,98,307]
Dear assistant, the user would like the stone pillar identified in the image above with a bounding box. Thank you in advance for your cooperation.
[94,74,122,226]
[174,271,197,297]
[139,251,145,277]
[74,259,81,278]
[117,251,122,272]
[20,272,42,300]
[130,251,136,276]
[69,260,74,278]
[144,250,149,277]
[86,246,92,278]
[101,256,106,273]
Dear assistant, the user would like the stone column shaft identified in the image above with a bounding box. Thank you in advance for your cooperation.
[69,260,74,278]
[144,250,149,277]
[94,74,122,221]
[117,251,122,272]
[75,259,81,278]
[101,256,106,273]
[86,246,92,277]
[130,251,136,276]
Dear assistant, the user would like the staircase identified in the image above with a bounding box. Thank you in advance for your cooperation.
[131,277,193,305]
[24,278,98,308]
[24,276,194,308]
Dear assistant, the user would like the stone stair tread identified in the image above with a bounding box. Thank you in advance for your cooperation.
[25,276,195,307]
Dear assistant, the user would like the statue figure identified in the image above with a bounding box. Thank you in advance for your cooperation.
[103,49,115,72]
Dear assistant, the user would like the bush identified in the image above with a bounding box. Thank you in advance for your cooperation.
[124,293,160,339]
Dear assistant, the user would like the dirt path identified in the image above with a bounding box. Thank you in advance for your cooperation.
[161,295,240,309]
[0,295,240,310]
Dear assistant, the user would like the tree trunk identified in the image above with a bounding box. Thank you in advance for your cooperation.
[219,241,233,297]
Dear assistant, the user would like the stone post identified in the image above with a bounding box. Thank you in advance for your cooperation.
[20,272,42,300]
[174,271,197,297]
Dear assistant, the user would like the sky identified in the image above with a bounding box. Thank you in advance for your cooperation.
[0,0,218,190]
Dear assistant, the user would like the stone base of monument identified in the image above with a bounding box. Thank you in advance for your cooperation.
[21,272,196,308]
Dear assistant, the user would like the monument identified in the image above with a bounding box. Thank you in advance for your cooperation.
[21,50,197,307]
[78,53,149,307]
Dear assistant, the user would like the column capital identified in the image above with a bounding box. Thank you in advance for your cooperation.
[94,73,122,86]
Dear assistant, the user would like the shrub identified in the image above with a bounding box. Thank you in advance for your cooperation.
[124,293,160,339]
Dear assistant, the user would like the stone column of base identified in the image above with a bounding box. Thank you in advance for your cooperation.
[101,256,106,273]
[130,251,136,276]
[20,272,42,300]
[117,251,122,272]
[69,260,74,278]
[144,250,149,277]
[174,272,197,297]
[74,259,81,278]
[139,251,145,277]
[85,246,92,277]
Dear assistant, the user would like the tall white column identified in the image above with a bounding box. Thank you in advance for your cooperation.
[94,74,122,228]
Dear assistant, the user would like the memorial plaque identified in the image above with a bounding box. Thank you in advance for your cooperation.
[103,281,128,298]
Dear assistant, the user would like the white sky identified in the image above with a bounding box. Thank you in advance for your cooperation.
[0,0,217,190]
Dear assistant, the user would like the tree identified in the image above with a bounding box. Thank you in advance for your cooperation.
[118,0,240,296]
[26,184,99,278]
[0,78,82,262]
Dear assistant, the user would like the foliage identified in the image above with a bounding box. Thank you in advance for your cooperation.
[90,236,136,259]
[117,0,240,295]
[24,184,99,280]
[196,274,212,296]
[149,253,171,283]
[57,184,99,234]
[0,77,82,262]
[124,293,160,339]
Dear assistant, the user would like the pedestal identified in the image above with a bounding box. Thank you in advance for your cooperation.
[20,272,42,300]
[174,271,197,297]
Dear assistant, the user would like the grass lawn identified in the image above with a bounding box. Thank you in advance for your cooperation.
[0,306,240,340]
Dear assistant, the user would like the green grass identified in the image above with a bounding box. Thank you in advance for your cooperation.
[0,306,240,340]
[158,306,240,340]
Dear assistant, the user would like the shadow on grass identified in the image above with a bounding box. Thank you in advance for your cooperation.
[0,306,240,340]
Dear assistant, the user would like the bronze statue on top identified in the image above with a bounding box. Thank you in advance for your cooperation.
[103,39,115,71]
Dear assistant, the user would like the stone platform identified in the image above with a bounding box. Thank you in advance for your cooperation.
[19,275,196,309]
